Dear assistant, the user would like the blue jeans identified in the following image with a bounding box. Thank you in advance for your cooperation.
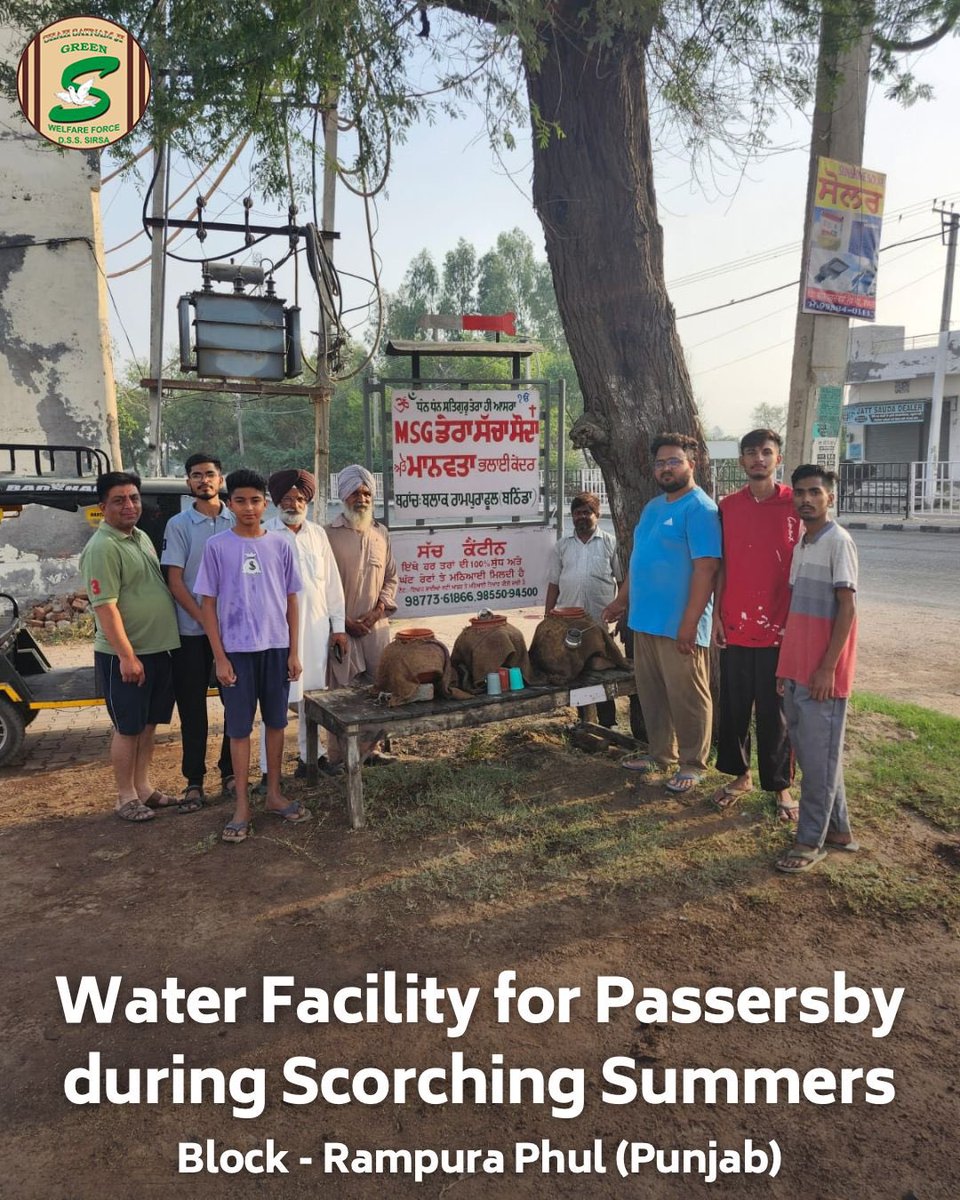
[782,680,852,847]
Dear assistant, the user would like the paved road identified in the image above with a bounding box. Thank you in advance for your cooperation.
[4,529,957,775]
[850,529,960,716]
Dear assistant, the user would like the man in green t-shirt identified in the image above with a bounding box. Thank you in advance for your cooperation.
[80,472,181,822]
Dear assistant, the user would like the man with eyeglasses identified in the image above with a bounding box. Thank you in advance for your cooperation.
[602,433,721,794]
[257,469,347,780]
[160,452,235,810]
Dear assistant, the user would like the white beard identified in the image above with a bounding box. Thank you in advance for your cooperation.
[342,504,374,530]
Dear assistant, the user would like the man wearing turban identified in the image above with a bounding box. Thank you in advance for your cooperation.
[325,464,398,769]
[255,469,347,779]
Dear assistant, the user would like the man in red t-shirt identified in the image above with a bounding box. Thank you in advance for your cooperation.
[712,429,802,821]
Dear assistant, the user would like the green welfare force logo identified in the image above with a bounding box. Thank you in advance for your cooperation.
[17,16,151,149]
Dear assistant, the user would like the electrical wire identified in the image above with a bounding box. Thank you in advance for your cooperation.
[676,229,943,321]
[109,136,252,278]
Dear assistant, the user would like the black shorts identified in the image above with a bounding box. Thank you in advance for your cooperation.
[95,650,175,736]
[222,647,291,738]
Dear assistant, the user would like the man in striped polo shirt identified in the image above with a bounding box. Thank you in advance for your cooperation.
[775,464,859,873]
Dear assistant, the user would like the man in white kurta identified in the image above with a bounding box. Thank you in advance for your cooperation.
[257,469,347,775]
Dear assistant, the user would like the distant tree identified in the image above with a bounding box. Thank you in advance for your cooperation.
[384,251,440,340]
[476,229,538,334]
[749,402,788,438]
[439,239,478,325]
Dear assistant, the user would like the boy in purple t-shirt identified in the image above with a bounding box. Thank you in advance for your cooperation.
[195,468,307,843]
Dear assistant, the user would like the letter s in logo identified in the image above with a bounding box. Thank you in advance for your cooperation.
[48,55,119,123]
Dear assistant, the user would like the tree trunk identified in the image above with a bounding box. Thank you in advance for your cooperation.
[523,25,705,552]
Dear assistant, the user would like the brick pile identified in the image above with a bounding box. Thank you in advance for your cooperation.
[25,593,91,634]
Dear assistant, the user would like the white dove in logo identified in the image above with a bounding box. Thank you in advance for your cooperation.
[55,77,97,107]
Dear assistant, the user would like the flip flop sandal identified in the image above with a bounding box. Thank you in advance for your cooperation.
[775,846,828,874]
[824,839,860,853]
[221,776,238,801]
[664,771,704,794]
[178,786,205,815]
[143,790,179,811]
[711,784,752,811]
[266,801,312,825]
[621,756,661,775]
[116,799,155,823]
[221,820,251,844]
[777,802,800,824]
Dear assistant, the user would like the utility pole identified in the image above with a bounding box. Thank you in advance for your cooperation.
[924,204,958,504]
[235,393,245,456]
[147,138,170,477]
[312,93,338,521]
[784,15,872,478]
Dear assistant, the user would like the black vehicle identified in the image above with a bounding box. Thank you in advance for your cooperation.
[0,443,197,765]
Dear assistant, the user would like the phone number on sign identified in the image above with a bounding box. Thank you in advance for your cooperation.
[403,587,539,607]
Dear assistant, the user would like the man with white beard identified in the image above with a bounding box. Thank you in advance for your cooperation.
[325,465,398,771]
[255,469,347,782]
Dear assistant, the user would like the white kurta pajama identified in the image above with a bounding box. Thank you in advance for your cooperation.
[257,517,346,765]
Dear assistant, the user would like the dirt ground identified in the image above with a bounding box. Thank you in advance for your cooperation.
[1,607,959,1198]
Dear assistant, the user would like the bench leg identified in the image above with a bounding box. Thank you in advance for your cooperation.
[344,731,365,829]
[305,717,319,786]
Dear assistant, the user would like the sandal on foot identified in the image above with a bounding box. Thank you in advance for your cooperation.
[824,838,860,853]
[221,819,251,844]
[622,755,661,775]
[775,846,827,874]
[664,770,704,794]
[178,786,204,815]
[221,775,238,802]
[143,789,178,811]
[266,801,312,825]
[116,799,155,823]
[711,783,752,812]
[776,801,800,824]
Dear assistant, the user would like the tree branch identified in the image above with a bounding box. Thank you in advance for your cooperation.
[875,0,960,51]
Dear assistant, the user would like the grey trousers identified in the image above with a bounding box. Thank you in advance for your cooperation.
[782,680,852,847]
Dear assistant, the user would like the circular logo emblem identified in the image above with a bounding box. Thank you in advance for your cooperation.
[17,16,151,149]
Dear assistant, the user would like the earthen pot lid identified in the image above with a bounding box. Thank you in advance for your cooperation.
[395,628,434,641]
[470,614,507,627]
[549,607,586,619]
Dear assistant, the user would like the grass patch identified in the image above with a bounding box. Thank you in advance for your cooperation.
[822,857,958,919]
[848,692,960,832]
[351,698,960,921]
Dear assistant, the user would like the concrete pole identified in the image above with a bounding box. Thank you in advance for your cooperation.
[925,208,958,504]
[147,140,169,477]
[784,16,872,478]
[312,94,338,520]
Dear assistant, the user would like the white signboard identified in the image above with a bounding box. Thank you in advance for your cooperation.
[846,401,926,425]
[392,525,555,616]
[391,388,541,522]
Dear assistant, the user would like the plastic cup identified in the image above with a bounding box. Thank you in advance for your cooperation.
[508,667,524,691]
[486,672,502,696]
[498,668,510,690]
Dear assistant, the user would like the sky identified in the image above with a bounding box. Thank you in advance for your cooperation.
[99,29,960,438]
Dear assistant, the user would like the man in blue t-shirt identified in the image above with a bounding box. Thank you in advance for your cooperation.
[603,433,721,794]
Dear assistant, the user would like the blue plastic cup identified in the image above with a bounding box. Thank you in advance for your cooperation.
[486,671,502,696]
[508,667,524,691]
